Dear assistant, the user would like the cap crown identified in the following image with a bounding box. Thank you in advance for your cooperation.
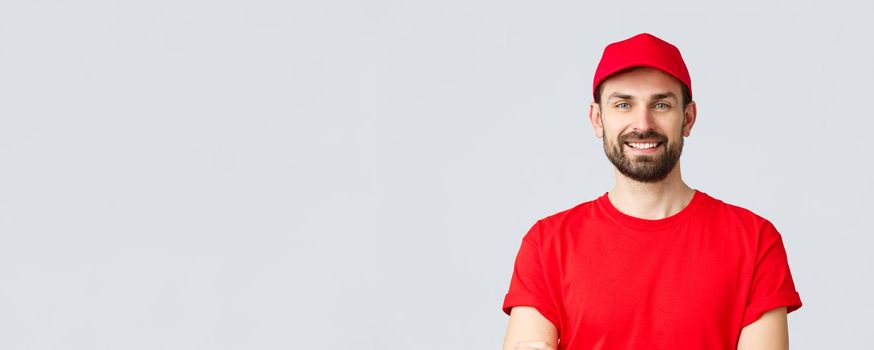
[593,33,692,100]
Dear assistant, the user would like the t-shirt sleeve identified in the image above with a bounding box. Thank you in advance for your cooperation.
[740,220,803,328]
[501,221,561,330]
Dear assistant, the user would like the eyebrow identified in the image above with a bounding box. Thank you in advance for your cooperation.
[607,92,634,101]
[607,91,679,101]
[651,92,678,101]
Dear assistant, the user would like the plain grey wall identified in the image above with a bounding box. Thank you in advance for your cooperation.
[0,0,871,349]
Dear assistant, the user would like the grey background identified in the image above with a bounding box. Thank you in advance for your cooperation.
[0,0,870,349]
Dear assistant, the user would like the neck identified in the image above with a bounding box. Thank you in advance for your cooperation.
[608,162,696,220]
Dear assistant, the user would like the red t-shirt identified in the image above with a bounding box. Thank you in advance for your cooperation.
[502,190,803,349]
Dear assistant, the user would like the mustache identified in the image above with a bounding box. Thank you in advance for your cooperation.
[619,131,668,143]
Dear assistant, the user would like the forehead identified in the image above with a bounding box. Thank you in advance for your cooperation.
[600,67,684,98]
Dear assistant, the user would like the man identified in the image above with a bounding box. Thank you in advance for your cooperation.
[500,33,803,350]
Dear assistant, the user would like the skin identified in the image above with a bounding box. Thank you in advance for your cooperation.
[737,307,789,350]
[501,306,558,350]
[502,67,789,350]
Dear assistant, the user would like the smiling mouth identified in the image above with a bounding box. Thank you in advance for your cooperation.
[624,142,662,150]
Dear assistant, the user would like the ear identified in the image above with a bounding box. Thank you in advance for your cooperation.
[589,101,604,139]
[682,100,697,137]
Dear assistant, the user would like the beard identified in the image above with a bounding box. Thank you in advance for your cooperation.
[603,130,683,183]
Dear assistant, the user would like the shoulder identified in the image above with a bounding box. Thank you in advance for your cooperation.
[698,190,774,228]
[696,191,786,252]
[522,197,601,245]
[540,196,602,227]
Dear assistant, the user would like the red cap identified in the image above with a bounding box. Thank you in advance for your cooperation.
[592,33,692,100]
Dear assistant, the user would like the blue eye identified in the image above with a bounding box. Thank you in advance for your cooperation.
[654,102,670,110]
[616,102,631,109]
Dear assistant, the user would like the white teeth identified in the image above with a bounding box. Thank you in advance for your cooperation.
[628,142,658,149]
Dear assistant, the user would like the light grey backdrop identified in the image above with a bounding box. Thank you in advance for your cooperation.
[0,0,870,349]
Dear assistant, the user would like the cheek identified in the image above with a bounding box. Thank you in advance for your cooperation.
[656,119,684,135]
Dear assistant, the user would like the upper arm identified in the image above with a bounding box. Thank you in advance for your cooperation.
[736,307,789,350]
[502,306,558,350]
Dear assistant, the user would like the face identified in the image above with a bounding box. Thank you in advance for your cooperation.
[588,67,696,183]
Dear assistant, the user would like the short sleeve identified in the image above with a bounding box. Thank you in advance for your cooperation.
[501,221,561,330]
[740,220,803,328]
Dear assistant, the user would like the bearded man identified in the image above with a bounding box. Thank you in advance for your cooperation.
[500,33,803,350]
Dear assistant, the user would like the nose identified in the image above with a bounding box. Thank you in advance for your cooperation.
[630,105,655,132]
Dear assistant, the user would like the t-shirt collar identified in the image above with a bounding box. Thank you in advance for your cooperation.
[596,189,707,231]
